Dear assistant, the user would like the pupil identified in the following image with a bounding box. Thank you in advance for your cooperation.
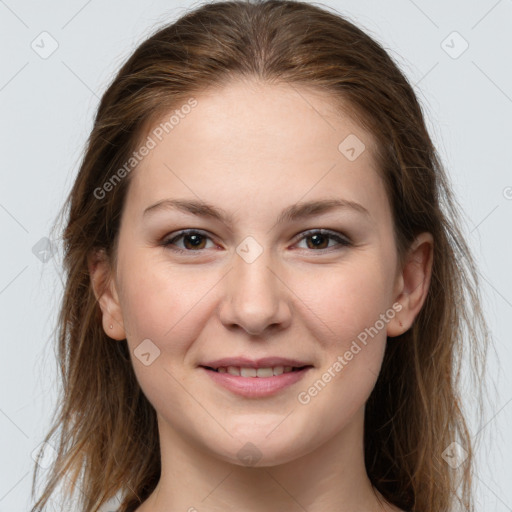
[186,234,204,249]
[308,234,327,249]
[184,234,329,250]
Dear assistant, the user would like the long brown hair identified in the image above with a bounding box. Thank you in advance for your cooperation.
[31,1,490,510]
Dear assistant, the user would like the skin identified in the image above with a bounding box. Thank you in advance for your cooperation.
[89,79,433,512]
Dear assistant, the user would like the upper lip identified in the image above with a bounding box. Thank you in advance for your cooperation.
[200,357,313,370]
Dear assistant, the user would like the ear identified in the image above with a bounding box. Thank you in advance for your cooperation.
[88,248,126,340]
[387,232,434,338]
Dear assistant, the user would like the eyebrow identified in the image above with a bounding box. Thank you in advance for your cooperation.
[142,197,370,224]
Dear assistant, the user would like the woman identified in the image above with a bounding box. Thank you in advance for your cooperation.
[30,1,489,511]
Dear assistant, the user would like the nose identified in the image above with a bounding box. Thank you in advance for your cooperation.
[217,248,292,337]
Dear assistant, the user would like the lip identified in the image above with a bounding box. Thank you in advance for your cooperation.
[199,356,311,369]
[200,365,313,398]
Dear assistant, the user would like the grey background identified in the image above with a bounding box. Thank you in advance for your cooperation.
[0,0,511,510]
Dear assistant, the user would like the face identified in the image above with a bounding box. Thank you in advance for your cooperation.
[95,79,419,467]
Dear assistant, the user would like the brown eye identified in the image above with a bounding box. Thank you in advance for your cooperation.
[162,228,351,255]
[296,230,351,251]
[163,230,215,252]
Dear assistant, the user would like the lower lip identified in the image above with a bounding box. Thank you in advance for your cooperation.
[200,367,312,398]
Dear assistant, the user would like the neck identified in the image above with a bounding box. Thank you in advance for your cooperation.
[135,407,395,512]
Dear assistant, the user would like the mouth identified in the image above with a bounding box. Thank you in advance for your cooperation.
[200,365,312,377]
[198,360,314,398]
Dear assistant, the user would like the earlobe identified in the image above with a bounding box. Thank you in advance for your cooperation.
[87,248,126,341]
[387,232,434,338]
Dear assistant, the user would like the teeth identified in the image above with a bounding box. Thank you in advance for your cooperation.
[215,365,300,377]
[240,367,257,377]
[256,367,273,378]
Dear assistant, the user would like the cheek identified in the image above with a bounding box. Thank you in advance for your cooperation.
[292,264,391,428]
[301,260,394,414]
[289,257,394,351]
[116,256,215,412]
[117,252,220,354]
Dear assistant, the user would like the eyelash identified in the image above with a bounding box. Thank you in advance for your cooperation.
[161,229,352,255]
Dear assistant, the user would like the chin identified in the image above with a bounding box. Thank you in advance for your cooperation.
[209,428,313,468]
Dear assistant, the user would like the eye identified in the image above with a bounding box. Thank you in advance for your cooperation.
[162,228,351,254]
[162,229,216,253]
[294,229,352,251]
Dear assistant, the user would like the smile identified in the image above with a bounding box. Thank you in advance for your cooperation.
[200,365,313,398]
[205,365,307,377]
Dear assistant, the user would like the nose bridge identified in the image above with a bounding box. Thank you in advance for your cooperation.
[219,241,290,335]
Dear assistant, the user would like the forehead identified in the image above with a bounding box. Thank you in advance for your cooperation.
[144,79,374,159]
[126,79,387,222]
